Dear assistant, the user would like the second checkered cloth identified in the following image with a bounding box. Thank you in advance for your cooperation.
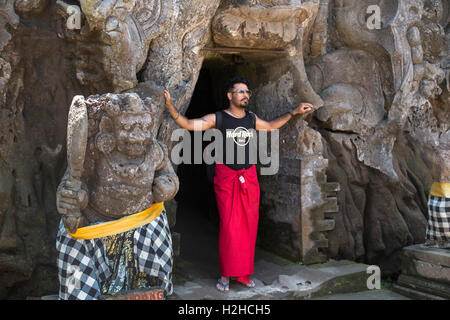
[426,195,450,241]
[56,210,173,300]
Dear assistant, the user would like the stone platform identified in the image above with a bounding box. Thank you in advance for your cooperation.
[32,247,409,300]
[393,245,450,300]
[168,200,389,300]
[170,248,390,300]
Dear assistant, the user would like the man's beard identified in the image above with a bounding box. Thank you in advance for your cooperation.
[239,98,249,108]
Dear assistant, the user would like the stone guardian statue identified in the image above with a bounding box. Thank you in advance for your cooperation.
[55,93,179,299]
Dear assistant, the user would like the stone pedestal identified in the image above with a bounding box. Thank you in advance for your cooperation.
[393,245,450,300]
[258,155,339,265]
[299,155,340,264]
[258,120,339,265]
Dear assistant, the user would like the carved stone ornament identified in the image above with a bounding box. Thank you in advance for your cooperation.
[0,0,449,299]
[212,1,311,50]
[56,0,174,92]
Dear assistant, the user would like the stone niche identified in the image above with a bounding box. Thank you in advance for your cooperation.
[177,0,338,265]
[186,50,339,265]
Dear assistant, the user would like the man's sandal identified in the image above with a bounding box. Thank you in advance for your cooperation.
[216,279,230,292]
[236,279,256,288]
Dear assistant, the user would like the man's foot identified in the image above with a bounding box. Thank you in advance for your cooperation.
[216,277,230,292]
[233,278,256,288]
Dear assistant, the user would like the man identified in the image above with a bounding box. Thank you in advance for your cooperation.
[164,76,312,291]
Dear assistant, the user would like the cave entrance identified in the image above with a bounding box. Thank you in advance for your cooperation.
[173,58,235,277]
[173,52,291,277]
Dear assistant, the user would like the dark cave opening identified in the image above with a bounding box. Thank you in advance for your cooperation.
[173,57,239,274]
[172,53,291,276]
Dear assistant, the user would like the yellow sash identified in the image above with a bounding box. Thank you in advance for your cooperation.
[68,202,165,240]
[430,182,450,198]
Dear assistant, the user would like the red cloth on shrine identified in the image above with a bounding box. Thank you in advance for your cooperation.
[213,163,260,283]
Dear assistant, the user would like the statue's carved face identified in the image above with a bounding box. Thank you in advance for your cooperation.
[114,113,153,157]
[90,93,158,158]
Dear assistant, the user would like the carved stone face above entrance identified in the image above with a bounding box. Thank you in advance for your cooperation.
[211,1,313,51]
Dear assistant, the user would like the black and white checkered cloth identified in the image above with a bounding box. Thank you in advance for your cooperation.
[426,195,450,241]
[56,210,173,300]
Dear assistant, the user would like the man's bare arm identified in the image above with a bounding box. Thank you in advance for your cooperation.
[255,103,313,131]
[255,113,291,131]
[164,90,215,131]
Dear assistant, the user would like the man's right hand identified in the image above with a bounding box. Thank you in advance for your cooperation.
[164,90,172,109]
[164,89,180,120]
[163,89,215,131]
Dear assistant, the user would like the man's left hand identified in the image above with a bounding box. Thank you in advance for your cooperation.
[292,103,313,115]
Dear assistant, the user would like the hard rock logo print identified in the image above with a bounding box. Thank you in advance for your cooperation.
[226,127,254,147]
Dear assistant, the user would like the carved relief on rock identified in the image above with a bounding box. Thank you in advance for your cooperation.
[402,1,448,148]
[0,0,19,50]
[0,0,447,298]
[307,48,386,134]
[0,1,19,101]
[420,0,448,61]
[327,0,444,178]
[14,0,48,13]
[309,0,449,270]
[211,0,312,51]
[56,0,173,92]
[0,1,19,262]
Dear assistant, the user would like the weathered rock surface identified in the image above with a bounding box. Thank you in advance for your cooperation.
[0,0,448,298]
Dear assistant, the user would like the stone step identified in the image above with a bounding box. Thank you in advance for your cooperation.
[402,245,450,267]
[33,260,379,300]
[324,182,340,194]
[26,294,59,300]
[305,261,373,299]
[392,244,450,300]
[312,289,410,300]
[316,219,335,232]
[312,238,328,249]
[395,274,450,299]
[323,197,338,213]
[172,254,376,300]
[392,284,447,300]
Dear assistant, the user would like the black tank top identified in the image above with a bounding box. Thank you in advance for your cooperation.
[216,110,256,171]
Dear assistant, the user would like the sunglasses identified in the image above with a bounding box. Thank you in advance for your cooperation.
[230,89,252,97]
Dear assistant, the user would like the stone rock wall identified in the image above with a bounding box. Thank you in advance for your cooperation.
[313,0,449,273]
[0,0,448,298]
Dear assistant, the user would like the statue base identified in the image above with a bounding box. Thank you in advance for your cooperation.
[393,244,450,300]
[98,288,165,300]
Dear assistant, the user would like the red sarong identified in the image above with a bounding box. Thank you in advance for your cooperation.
[214,163,260,283]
